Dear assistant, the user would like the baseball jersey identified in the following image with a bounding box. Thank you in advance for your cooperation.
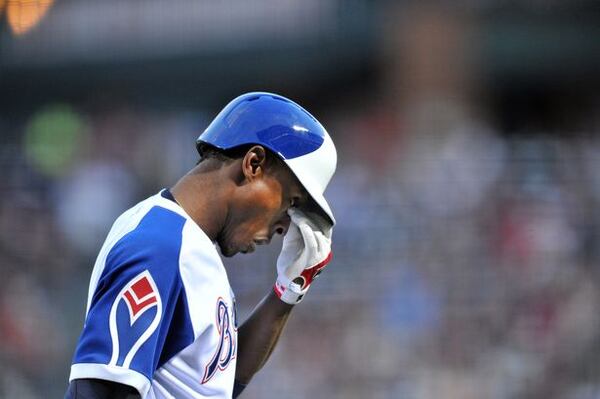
[69,190,238,398]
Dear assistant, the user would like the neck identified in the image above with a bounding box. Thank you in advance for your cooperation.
[170,162,233,241]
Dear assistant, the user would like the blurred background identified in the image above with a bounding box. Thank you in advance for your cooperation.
[1,1,600,398]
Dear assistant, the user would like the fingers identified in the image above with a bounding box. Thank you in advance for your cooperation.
[306,211,333,238]
[289,208,307,227]
[313,231,330,256]
[276,209,334,305]
[290,209,333,237]
[298,222,318,254]
[283,221,301,240]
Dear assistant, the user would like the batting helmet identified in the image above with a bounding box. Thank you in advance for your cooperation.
[196,92,337,225]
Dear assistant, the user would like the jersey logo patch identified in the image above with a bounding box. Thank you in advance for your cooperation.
[202,297,237,384]
[108,270,162,368]
[123,275,158,324]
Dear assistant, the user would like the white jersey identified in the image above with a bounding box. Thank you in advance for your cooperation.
[69,190,238,398]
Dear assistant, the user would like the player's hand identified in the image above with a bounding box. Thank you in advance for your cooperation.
[274,209,333,305]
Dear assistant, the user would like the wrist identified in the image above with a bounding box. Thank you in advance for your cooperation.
[274,251,333,305]
[273,277,306,305]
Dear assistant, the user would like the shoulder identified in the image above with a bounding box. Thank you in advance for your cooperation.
[91,203,190,299]
[109,205,187,266]
[85,204,193,328]
[100,194,225,295]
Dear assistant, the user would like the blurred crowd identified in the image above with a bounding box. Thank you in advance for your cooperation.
[1,2,600,399]
[0,91,599,399]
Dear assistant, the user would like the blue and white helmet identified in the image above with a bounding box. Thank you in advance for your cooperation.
[196,92,337,225]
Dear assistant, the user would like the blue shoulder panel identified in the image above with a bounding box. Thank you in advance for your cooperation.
[73,206,194,381]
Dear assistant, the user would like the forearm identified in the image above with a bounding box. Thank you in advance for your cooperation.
[235,290,294,384]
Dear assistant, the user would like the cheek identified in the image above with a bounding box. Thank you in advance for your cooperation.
[239,181,284,228]
[220,180,286,256]
[248,180,284,214]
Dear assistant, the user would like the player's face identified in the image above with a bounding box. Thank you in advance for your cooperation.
[218,162,306,258]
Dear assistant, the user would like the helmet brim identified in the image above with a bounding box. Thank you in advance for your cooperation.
[283,134,336,226]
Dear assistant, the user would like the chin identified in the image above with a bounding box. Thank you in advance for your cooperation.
[219,246,237,258]
[216,240,239,258]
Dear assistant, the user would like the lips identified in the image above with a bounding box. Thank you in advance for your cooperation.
[242,238,271,254]
[253,238,271,246]
[243,242,255,254]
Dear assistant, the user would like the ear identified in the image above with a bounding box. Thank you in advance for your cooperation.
[241,145,268,181]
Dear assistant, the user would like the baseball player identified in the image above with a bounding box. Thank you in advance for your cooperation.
[65,92,337,399]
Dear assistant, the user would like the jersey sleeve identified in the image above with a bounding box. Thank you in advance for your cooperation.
[70,207,195,398]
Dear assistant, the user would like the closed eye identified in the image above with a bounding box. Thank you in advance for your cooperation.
[290,196,300,208]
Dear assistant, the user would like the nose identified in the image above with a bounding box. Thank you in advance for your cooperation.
[273,212,292,236]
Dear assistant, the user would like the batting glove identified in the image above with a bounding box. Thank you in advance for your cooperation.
[274,209,333,305]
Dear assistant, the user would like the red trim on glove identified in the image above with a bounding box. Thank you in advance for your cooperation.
[273,251,333,301]
[273,281,285,297]
[299,251,333,289]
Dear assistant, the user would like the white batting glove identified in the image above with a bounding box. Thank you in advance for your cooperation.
[274,209,333,305]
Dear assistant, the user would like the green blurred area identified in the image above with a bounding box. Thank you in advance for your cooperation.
[24,104,86,178]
